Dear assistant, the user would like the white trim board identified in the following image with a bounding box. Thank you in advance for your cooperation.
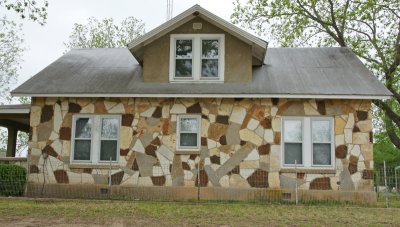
[11,93,391,100]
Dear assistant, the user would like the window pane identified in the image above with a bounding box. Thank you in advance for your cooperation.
[176,40,192,58]
[201,59,218,77]
[202,40,219,58]
[312,120,331,142]
[74,140,91,160]
[101,118,119,139]
[284,143,302,165]
[100,140,117,161]
[180,118,198,132]
[175,59,192,77]
[284,120,302,142]
[75,118,92,138]
[313,143,331,165]
[180,133,198,147]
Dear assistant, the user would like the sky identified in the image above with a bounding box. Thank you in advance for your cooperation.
[5,0,259,91]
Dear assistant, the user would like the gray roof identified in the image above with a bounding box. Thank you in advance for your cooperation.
[12,47,391,99]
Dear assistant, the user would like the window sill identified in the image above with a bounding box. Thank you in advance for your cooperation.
[69,163,121,169]
[280,168,336,174]
[174,150,201,155]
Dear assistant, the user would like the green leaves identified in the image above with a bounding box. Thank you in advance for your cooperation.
[64,17,145,50]
[0,0,49,25]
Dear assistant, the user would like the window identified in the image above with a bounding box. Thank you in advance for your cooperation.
[72,115,120,163]
[282,117,334,168]
[170,34,224,82]
[176,115,201,151]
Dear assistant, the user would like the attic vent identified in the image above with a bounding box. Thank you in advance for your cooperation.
[193,23,202,30]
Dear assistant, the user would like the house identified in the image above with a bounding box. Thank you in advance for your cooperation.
[11,5,392,202]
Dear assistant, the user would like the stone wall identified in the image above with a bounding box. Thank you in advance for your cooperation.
[27,97,373,192]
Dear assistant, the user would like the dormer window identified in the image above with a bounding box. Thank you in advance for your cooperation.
[169,34,225,82]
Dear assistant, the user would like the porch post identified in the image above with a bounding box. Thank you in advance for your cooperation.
[6,126,18,157]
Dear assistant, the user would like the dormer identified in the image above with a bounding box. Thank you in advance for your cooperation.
[128,5,267,83]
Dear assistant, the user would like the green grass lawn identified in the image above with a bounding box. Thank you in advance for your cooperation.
[0,198,399,226]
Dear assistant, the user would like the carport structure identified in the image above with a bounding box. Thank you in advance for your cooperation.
[0,104,30,157]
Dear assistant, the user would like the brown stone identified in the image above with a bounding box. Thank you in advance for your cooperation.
[162,118,169,135]
[260,118,272,129]
[247,169,269,188]
[195,170,208,187]
[316,100,326,115]
[227,166,240,175]
[240,140,247,146]
[62,113,72,128]
[274,132,281,144]
[151,176,166,186]
[181,162,191,170]
[210,155,220,165]
[219,135,227,145]
[216,115,229,125]
[94,99,107,113]
[251,105,265,120]
[353,125,360,132]
[40,105,53,123]
[187,102,202,114]
[201,137,207,146]
[54,170,69,184]
[362,169,374,179]
[357,111,368,121]
[240,114,252,129]
[297,172,305,180]
[42,145,58,158]
[151,137,161,146]
[272,98,279,106]
[348,155,358,175]
[68,103,81,113]
[121,114,134,126]
[370,131,373,143]
[59,127,71,140]
[152,106,162,118]
[258,144,270,155]
[335,145,347,159]
[145,144,157,158]
[189,154,198,160]
[120,149,129,156]
[110,171,124,185]
[132,159,139,171]
[278,101,305,116]
[83,168,92,174]
[37,120,53,142]
[310,177,331,190]
[30,165,39,173]
[208,123,229,140]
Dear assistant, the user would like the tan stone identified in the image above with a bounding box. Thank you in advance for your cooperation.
[272,117,281,132]
[247,118,259,130]
[356,120,372,132]
[229,106,246,124]
[353,132,369,145]
[240,160,259,169]
[108,103,125,114]
[330,176,340,190]
[201,119,210,137]
[218,102,234,116]
[304,101,320,115]
[239,129,263,146]
[335,134,345,146]
[140,106,156,117]
[208,123,228,140]
[345,113,354,129]
[271,106,278,117]
[240,168,256,179]
[335,116,346,135]
[344,129,353,144]
[80,103,94,114]
[245,148,260,161]
[61,140,71,157]
[269,145,281,171]
[132,139,145,153]
[30,106,41,127]
[268,172,280,189]
[120,126,133,150]
[170,104,186,114]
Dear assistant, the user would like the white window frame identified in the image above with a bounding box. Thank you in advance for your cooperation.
[169,34,225,83]
[176,115,201,151]
[71,114,121,164]
[281,117,335,169]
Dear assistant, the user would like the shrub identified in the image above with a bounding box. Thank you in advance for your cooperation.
[0,164,26,196]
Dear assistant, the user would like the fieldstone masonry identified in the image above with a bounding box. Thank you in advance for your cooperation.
[27,97,374,191]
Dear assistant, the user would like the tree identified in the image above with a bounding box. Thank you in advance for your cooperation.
[64,17,145,49]
[232,0,400,149]
[0,17,24,104]
[0,0,48,25]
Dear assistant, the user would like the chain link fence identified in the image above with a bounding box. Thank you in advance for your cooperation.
[1,159,399,208]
